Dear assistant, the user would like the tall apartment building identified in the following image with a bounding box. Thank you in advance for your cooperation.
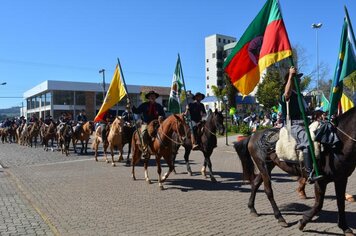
[205,34,236,97]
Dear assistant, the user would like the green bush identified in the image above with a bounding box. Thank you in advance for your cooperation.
[237,123,252,136]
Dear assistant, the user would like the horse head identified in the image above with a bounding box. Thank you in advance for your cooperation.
[111,117,124,133]
[210,109,225,135]
[172,114,188,143]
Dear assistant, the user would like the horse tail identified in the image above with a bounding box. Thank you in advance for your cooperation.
[234,136,256,183]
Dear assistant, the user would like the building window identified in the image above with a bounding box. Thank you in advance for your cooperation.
[207,84,209,89]
[53,91,74,105]
[216,62,223,68]
[217,51,223,60]
[207,93,209,97]
[206,76,209,80]
[45,92,51,106]
[223,39,226,43]
[96,92,104,106]
[206,67,209,72]
[206,59,209,63]
[212,53,215,58]
[218,38,221,43]
[75,91,86,105]
[228,40,231,43]
[217,71,223,77]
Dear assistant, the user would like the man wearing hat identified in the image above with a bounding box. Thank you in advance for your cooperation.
[132,90,166,156]
[187,92,206,150]
[122,104,134,125]
[281,66,324,183]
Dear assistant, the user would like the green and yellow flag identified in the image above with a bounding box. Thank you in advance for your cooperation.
[328,7,356,117]
[168,55,184,114]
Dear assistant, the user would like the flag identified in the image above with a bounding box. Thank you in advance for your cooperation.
[167,56,184,114]
[328,7,356,117]
[223,0,292,96]
[340,92,354,113]
[320,92,330,112]
[94,65,127,122]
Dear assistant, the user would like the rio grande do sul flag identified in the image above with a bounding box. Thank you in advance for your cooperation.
[94,65,127,122]
[223,0,292,96]
[168,56,183,114]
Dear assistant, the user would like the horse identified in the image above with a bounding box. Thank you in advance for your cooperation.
[105,117,124,166]
[72,121,94,154]
[234,107,356,235]
[121,122,135,165]
[131,114,187,190]
[172,110,225,182]
[92,122,110,163]
[57,123,72,156]
[27,121,40,147]
[40,121,57,151]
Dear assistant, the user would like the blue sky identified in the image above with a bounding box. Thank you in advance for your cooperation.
[0,0,355,109]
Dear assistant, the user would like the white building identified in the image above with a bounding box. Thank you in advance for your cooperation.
[205,34,236,97]
[23,80,170,120]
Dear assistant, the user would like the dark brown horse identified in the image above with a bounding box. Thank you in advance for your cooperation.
[172,110,225,182]
[57,123,72,156]
[72,121,94,154]
[234,107,356,235]
[131,114,187,189]
[121,123,135,165]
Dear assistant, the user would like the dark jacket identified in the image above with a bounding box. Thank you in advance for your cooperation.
[132,102,165,124]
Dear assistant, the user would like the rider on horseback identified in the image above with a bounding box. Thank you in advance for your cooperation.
[187,92,206,151]
[75,110,88,134]
[132,90,165,157]
[281,66,324,184]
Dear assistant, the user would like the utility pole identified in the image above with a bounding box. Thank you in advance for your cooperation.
[99,69,106,101]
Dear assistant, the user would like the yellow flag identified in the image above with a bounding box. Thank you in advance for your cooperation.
[94,65,127,122]
[340,93,354,113]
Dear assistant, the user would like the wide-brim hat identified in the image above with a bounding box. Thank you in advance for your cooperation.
[192,92,205,100]
[145,90,160,99]
[284,72,304,81]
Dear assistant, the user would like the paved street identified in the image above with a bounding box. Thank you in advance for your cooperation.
[0,136,355,236]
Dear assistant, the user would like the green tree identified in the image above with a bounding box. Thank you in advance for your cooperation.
[255,69,283,110]
[211,85,227,110]
[224,75,238,108]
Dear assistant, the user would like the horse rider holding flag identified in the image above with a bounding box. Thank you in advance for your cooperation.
[132,90,165,157]
[281,66,324,183]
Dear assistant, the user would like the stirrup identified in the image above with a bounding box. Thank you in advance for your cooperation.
[307,174,324,184]
[192,144,201,151]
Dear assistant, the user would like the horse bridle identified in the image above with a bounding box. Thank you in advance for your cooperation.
[158,115,186,146]
[332,122,356,142]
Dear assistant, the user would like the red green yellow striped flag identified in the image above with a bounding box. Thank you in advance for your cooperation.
[223,0,292,95]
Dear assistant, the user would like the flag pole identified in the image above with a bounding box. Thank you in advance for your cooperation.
[117,58,144,150]
[178,53,194,131]
[288,57,320,176]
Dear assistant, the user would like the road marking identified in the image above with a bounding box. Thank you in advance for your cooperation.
[30,158,93,167]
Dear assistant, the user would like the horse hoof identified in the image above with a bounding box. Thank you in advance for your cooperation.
[344,228,354,236]
[298,220,306,231]
[112,163,116,167]
[345,193,355,202]
[278,218,288,228]
[132,176,136,181]
[211,177,217,183]
[250,210,258,217]
[146,179,152,184]
[159,185,164,190]
[106,160,109,163]
[297,191,307,200]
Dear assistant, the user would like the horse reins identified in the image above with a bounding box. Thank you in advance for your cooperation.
[332,123,356,142]
[158,117,185,146]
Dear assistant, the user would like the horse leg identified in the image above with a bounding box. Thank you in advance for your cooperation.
[260,170,288,227]
[299,180,327,231]
[296,177,307,199]
[118,144,123,162]
[126,142,131,166]
[110,145,116,167]
[184,147,193,176]
[333,179,354,235]
[156,156,164,190]
[204,151,216,182]
[80,140,84,154]
[131,144,141,180]
[201,159,207,178]
[84,140,88,154]
[161,155,175,183]
[248,173,263,217]
[72,139,77,153]
[94,140,99,162]
[143,158,151,184]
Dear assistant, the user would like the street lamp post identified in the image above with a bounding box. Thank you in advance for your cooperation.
[99,69,106,101]
[312,23,322,101]
[223,96,228,146]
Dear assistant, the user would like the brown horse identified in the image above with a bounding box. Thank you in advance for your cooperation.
[72,121,94,154]
[27,121,40,147]
[234,107,356,235]
[131,114,187,190]
[105,117,124,166]
[40,121,57,151]
[92,122,110,163]
[57,123,72,156]
[121,123,135,165]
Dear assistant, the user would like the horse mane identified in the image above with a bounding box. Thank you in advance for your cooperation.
[334,106,356,128]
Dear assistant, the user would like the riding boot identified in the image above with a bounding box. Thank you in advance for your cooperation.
[192,126,201,151]
[141,130,150,159]
[303,151,324,184]
[101,124,107,143]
